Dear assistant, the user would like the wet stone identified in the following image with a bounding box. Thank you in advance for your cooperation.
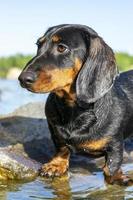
[0,149,41,180]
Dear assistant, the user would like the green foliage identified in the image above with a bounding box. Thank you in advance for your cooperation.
[0,52,133,78]
[115,52,133,71]
[0,54,33,78]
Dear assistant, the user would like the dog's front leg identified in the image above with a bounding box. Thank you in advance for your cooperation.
[40,146,70,177]
[103,137,133,186]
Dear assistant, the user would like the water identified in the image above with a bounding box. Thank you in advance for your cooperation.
[0,79,48,115]
[1,79,133,200]
[1,164,133,200]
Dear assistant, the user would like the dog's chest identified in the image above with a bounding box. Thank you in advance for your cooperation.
[46,95,108,153]
[57,102,90,129]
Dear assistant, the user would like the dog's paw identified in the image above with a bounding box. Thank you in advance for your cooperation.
[40,162,68,177]
[105,174,133,186]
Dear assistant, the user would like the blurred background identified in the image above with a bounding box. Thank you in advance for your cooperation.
[0,0,133,114]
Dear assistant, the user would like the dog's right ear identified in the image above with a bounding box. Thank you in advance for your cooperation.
[76,31,118,107]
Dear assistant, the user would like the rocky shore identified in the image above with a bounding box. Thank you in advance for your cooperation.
[0,102,55,180]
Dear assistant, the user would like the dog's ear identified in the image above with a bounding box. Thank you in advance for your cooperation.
[76,32,118,106]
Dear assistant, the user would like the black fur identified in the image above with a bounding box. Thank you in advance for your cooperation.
[19,24,133,182]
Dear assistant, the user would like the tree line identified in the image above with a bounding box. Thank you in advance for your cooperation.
[0,53,133,78]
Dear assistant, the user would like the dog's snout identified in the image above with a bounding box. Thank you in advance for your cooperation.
[18,71,37,87]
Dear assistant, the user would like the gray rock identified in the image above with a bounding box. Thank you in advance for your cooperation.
[0,102,55,180]
[0,102,50,144]
[0,149,41,180]
[0,102,55,153]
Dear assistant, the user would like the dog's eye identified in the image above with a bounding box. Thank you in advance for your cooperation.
[57,44,68,53]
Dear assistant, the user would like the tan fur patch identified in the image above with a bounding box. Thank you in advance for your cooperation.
[41,147,70,176]
[52,35,61,42]
[103,164,110,176]
[54,58,82,106]
[31,58,82,105]
[103,167,133,185]
[78,137,110,151]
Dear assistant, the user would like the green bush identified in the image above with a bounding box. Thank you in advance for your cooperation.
[0,52,132,78]
[115,52,133,71]
[0,54,33,78]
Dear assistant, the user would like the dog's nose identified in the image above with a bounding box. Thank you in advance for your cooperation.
[18,71,37,87]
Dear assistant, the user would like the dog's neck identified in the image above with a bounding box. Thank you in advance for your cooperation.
[55,83,76,107]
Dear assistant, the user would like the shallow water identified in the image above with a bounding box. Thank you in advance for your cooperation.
[1,163,133,200]
[1,79,133,200]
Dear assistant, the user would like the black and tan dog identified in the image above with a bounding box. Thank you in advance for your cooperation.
[19,24,133,185]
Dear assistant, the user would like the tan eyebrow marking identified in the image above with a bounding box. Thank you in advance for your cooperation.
[52,35,61,42]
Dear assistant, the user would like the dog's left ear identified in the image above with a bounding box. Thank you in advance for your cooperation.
[76,33,118,106]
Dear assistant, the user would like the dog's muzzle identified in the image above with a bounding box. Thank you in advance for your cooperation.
[18,71,37,88]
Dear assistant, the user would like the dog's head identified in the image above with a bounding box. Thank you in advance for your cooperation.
[19,24,118,105]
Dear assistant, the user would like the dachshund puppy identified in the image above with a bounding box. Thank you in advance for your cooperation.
[19,24,133,185]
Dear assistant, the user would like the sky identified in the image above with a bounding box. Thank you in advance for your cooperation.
[0,0,133,56]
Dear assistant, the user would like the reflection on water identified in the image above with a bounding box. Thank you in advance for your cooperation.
[0,163,133,200]
[1,79,133,199]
